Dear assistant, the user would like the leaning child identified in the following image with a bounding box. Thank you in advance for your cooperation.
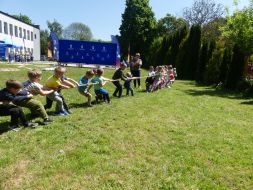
[91,68,111,103]
[45,66,76,116]
[78,70,95,107]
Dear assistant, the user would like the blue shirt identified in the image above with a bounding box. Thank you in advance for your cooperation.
[78,77,90,92]
[91,76,104,91]
[0,88,29,103]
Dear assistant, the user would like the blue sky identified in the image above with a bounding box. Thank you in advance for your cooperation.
[0,0,250,40]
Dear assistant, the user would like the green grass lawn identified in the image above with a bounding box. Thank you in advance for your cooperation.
[0,63,253,190]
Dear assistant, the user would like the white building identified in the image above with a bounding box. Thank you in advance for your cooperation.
[0,11,40,61]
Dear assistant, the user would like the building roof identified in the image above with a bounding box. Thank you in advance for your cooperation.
[0,11,40,30]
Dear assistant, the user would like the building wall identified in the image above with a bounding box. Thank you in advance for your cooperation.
[0,12,40,60]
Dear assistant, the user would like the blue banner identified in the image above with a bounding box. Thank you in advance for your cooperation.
[111,35,121,66]
[58,40,117,66]
[49,32,59,60]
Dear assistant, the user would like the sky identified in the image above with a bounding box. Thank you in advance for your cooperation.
[0,0,250,40]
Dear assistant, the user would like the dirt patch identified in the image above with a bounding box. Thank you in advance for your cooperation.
[2,160,33,190]
[0,68,20,72]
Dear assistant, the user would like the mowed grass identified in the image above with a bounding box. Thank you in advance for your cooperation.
[0,63,253,190]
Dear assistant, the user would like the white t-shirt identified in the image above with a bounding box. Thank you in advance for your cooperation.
[148,71,156,77]
[23,80,43,95]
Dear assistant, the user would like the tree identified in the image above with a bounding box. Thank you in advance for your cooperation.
[148,37,163,67]
[183,0,224,25]
[196,42,208,83]
[13,14,32,25]
[221,1,253,89]
[219,48,231,83]
[204,44,223,85]
[148,25,188,67]
[119,0,157,64]
[157,14,188,36]
[221,2,253,57]
[176,25,201,80]
[202,18,226,42]
[159,36,172,66]
[40,29,49,56]
[169,26,188,66]
[226,44,245,89]
[47,19,63,38]
[63,22,93,41]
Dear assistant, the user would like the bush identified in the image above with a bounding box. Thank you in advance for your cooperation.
[236,80,251,92]
[225,44,246,90]
[245,86,253,96]
[204,46,223,85]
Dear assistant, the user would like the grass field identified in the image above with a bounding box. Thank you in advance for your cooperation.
[0,63,253,190]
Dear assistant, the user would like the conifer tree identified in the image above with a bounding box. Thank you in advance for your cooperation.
[119,0,157,64]
[219,48,231,83]
[176,25,201,80]
[196,42,208,83]
[226,44,245,89]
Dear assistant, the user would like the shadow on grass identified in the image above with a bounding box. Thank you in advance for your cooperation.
[182,87,247,100]
[240,100,253,105]
[0,122,12,135]
[69,101,98,109]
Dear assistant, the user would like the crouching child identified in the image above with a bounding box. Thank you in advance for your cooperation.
[0,80,38,131]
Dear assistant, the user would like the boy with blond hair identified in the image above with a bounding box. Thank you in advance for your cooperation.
[45,66,77,116]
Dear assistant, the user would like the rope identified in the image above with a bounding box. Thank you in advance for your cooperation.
[77,74,170,87]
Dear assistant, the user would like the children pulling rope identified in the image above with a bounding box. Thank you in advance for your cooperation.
[0,64,177,130]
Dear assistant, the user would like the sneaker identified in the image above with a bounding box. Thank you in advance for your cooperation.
[66,110,72,114]
[9,125,22,132]
[87,103,94,107]
[25,122,39,128]
[43,118,53,125]
[54,111,67,116]
[63,111,70,115]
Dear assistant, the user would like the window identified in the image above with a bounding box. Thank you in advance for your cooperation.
[4,22,8,34]
[34,34,36,39]
[19,27,22,38]
[31,32,33,41]
[27,30,30,40]
[14,26,18,37]
[0,20,2,33]
[23,29,26,39]
[9,24,13,36]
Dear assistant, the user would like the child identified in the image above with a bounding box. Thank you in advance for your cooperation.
[45,66,76,116]
[91,68,111,103]
[167,66,175,87]
[112,62,127,98]
[0,80,38,131]
[145,66,156,92]
[151,66,164,92]
[22,69,54,124]
[78,70,95,107]
[170,69,175,82]
[44,75,78,114]
[124,72,134,96]
[173,68,177,78]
